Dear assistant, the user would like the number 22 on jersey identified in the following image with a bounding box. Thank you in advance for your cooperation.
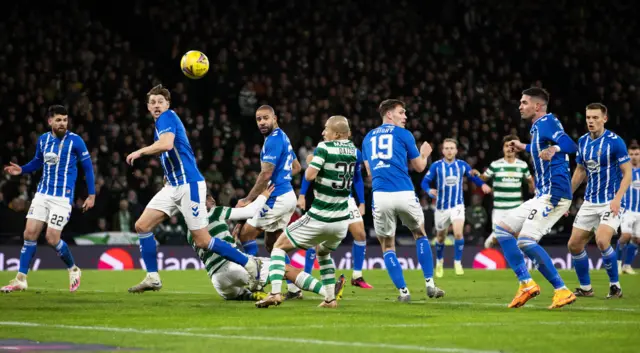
[370,135,393,160]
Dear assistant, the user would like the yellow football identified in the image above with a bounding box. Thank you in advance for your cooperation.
[180,50,209,79]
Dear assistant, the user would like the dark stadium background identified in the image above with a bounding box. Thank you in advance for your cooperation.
[1,0,638,247]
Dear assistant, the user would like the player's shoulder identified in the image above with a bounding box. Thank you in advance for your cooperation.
[316,141,329,149]
[489,158,504,167]
[605,130,622,141]
[514,158,528,166]
[578,133,589,143]
[38,132,52,141]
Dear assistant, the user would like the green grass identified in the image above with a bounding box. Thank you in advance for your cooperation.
[0,269,638,353]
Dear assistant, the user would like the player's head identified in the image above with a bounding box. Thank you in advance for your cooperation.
[379,99,407,128]
[442,138,458,161]
[519,87,549,120]
[146,84,171,119]
[585,102,608,135]
[206,194,216,210]
[323,116,350,141]
[503,134,519,158]
[255,105,278,136]
[47,105,68,137]
[629,144,640,166]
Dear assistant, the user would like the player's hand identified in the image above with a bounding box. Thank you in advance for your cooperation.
[481,184,492,194]
[3,162,22,176]
[82,195,95,212]
[508,140,526,152]
[420,142,433,158]
[232,222,244,239]
[126,150,142,166]
[539,147,557,161]
[610,198,622,216]
[358,203,366,216]
[297,195,306,210]
[470,169,481,177]
[429,189,438,198]
[261,184,275,199]
[236,198,250,208]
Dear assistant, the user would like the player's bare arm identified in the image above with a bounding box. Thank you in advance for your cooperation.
[305,164,320,181]
[571,164,587,194]
[611,162,633,216]
[239,161,274,206]
[409,142,433,172]
[291,158,301,176]
[126,133,175,165]
[527,176,535,194]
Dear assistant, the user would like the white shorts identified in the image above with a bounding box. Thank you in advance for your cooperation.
[573,201,622,233]
[492,209,510,230]
[434,204,465,231]
[372,191,424,237]
[211,259,270,300]
[620,211,640,236]
[347,197,363,225]
[247,191,297,233]
[501,194,571,242]
[147,181,208,230]
[27,193,72,231]
[285,214,349,251]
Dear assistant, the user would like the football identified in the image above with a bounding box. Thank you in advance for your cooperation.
[180,50,209,79]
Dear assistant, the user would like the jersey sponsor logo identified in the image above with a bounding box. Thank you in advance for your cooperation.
[157,127,173,135]
[262,155,277,161]
[501,177,521,183]
[552,130,563,139]
[444,176,459,186]
[82,151,89,156]
[373,161,390,170]
[43,152,60,165]
[586,160,600,173]
[631,180,640,189]
[98,248,134,270]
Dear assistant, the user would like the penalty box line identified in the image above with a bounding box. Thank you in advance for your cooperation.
[0,321,500,353]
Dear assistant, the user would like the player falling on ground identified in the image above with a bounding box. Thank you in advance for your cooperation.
[421,138,491,277]
[236,105,302,299]
[362,99,444,302]
[480,135,535,249]
[497,87,578,309]
[298,142,373,289]
[568,103,632,299]
[256,116,357,308]
[616,144,640,274]
[189,189,346,301]
[2,105,95,293]
[126,85,261,293]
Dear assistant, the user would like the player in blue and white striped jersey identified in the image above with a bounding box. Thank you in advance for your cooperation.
[1,105,95,293]
[568,103,632,298]
[421,138,491,277]
[498,87,579,309]
[126,85,261,293]
[616,144,640,275]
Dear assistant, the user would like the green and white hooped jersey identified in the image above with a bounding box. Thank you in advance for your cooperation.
[483,158,531,210]
[307,140,357,223]
[187,206,235,277]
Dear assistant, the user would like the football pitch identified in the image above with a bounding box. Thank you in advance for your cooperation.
[0,269,638,353]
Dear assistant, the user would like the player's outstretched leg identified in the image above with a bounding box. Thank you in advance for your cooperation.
[316,252,338,308]
[129,209,167,293]
[2,219,46,293]
[350,221,372,289]
[494,226,541,308]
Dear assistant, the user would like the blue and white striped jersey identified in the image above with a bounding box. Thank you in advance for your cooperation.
[576,130,630,205]
[31,131,90,201]
[624,167,640,213]
[260,128,295,198]
[154,110,204,186]
[529,114,573,201]
[422,159,475,210]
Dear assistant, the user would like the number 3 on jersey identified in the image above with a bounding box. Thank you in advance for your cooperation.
[370,135,393,160]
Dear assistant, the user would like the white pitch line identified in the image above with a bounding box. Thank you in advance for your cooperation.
[26,287,640,312]
[0,321,499,353]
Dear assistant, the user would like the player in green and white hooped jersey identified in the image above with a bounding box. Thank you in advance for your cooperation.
[256,116,356,309]
[188,188,346,301]
[478,134,535,248]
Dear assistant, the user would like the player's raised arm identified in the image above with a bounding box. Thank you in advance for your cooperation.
[126,113,176,165]
[463,162,491,194]
[241,135,281,205]
[405,130,432,172]
[74,136,96,212]
[306,144,327,182]
[228,185,275,220]
[4,136,45,176]
[421,162,437,198]
[538,119,578,161]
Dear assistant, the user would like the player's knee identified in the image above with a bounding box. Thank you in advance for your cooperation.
[567,237,584,254]
[516,237,537,250]
[44,230,61,246]
[594,237,611,251]
[134,219,152,234]
[23,228,38,241]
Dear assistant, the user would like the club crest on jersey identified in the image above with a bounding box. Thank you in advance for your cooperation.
[44,152,60,165]
[445,176,459,186]
[586,160,600,173]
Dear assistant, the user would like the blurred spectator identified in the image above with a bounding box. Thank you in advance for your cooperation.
[112,200,134,232]
[465,194,488,245]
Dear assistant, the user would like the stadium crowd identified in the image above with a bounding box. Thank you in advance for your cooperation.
[1,0,639,246]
